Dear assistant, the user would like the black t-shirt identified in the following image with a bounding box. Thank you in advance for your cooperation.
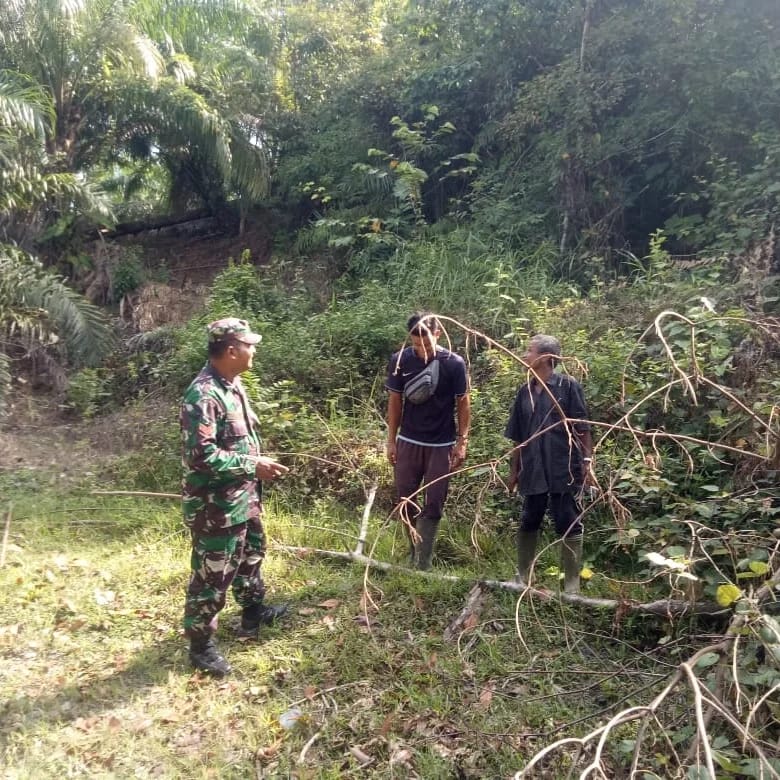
[386,347,468,445]
[504,373,590,495]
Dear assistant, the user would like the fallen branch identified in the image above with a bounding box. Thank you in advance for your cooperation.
[1,504,12,567]
[353,483,377,557]
[271,542,730,617]
[86,489,762,621]
[516,570,780,779]
[91,490,179,499]
[443,582,490,641]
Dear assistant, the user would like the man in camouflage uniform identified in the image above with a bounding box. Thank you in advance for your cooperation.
[181,317,289,677]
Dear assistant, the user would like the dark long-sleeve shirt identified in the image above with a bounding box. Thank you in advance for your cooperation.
[505,373,590,495]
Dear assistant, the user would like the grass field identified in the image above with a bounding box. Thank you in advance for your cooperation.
[0,463,679,779]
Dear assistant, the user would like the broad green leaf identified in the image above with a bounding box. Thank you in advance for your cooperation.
[748,561,770,576]
[716,584,742,607]
[695,652,720,668]
[713,752,743,774]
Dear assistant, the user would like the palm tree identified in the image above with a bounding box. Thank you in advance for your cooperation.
[0,0,274,215]
[0,0,279,412]
[0,76,114,414]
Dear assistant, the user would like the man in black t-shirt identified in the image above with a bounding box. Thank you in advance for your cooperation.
[386,313,471,570]
[505,334,593,593]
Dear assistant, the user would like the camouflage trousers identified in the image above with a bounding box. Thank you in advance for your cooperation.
[183,512,267,641]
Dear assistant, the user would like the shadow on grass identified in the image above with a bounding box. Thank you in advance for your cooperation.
[1,635,188,741]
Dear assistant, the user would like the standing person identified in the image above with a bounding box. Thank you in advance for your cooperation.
[505,334,593,593]
[386,313,471,570]
[181,317,289,677]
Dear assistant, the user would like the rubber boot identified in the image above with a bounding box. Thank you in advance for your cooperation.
[516,530,539,586]
[414,517,439,571]
[189,636,231,677]
[406,520,417,566]
[561,535,584,594]
[236,602,289,638]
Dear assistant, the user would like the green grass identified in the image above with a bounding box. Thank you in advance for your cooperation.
[0,470,681,779]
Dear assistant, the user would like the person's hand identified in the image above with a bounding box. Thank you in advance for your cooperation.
[255,456,289,481]
[449,440,467,470]
[386,440,397,465]
[507,473,518,494]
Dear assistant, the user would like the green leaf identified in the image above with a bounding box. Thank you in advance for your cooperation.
[716,584,742,607]
[748,561,770,576]
[695,652,720,668]
[713,752,743,774]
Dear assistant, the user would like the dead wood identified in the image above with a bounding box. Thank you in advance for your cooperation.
[443,582,491,641]
[1,504,12,567]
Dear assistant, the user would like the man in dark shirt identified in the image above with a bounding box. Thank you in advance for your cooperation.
[386,313,471,570]
[505,334,593,593]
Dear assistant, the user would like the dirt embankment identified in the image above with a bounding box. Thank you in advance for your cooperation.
[82,210,276,333]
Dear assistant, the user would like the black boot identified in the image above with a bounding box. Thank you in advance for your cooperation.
[189,637,231,677]
[516,530,539,586]
[414,517,439,571]
[236,603,289,638]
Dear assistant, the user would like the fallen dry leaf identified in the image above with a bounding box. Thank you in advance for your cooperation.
[379,714,394,737]
[317,599,340,610]
[348,746,373,766]
[74,716,101,732]
[156,709,181,724]
[94,588,115,605]
[389,746,412,766]
[463,612,479,630]
[478,686,494,711]
[129,718,154,734]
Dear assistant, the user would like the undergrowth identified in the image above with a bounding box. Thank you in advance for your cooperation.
[1,473,685,779]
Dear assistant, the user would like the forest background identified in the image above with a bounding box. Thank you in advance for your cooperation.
[1,0,780,777]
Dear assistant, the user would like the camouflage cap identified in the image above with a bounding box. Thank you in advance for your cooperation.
[207,317,262,344]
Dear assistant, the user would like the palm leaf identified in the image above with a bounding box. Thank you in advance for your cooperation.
[0,244,114,367]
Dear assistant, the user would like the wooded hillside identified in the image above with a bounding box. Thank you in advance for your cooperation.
[1,1,779,777]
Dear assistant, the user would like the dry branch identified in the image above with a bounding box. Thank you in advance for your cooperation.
[271,542,732,618]
[1,504,12,567]
[353,483,377,556]
[91,490,179,499]
[443,582,490,641]
[515,567,780,779]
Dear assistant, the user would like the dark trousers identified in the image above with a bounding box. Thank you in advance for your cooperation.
[183,512,267,641]
[394,439,452,552]
[519,492,583,537]
[394,439,452,521]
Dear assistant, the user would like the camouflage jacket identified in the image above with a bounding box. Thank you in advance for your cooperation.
[180,363,262,529]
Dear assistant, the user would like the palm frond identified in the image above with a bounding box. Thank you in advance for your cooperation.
[0,166,113,223]
[229,120,270,200]
[0,244,115,367]
[0,73,53,138]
